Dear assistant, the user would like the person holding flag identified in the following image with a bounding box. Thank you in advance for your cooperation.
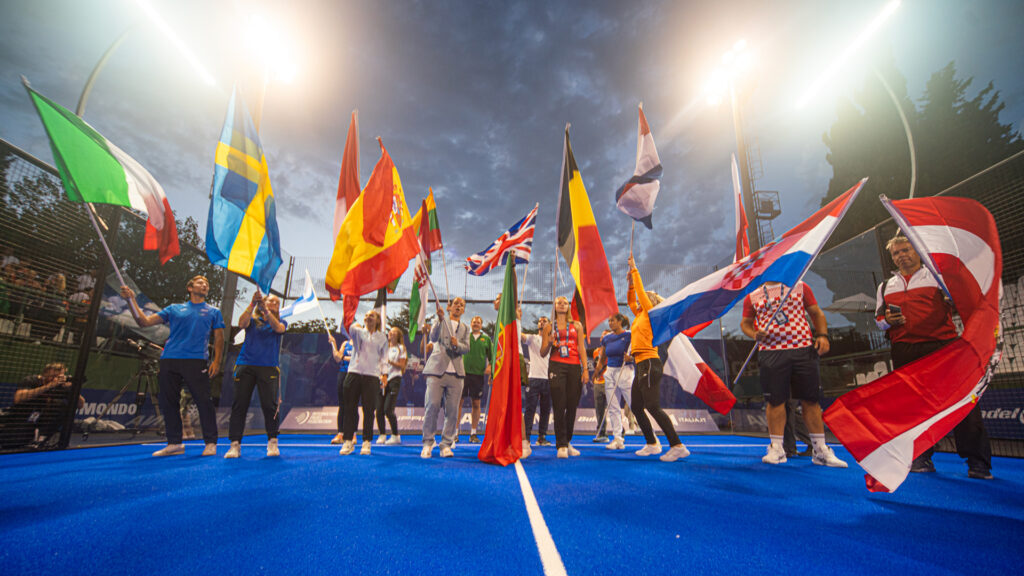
[225,291,286,459]
[540,296,589,459]
[420,298,470,459]
[120,276,223,457]
[740,280,847,468]
[875,235,992,478]
[329,309,387,456]
[625,256,689,462]
[329,338,354,445]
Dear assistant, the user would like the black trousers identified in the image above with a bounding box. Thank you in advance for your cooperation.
[375,377,401,436]
[892,339,992,471]
[342,372,379,442]
[336,371,348,433]
[549,361,583,448]
[631,358,681,447]
[158,359,217,444]
[228,365,281,442]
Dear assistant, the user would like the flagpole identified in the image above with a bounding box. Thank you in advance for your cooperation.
[440,249,452,301]
[521,259,529,302]
[629,221,635,256]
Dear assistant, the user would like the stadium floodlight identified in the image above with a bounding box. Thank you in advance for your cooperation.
[795,0,901,109]
[135,0,217,86]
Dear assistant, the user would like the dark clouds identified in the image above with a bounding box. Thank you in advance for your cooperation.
[1,0,1023,307]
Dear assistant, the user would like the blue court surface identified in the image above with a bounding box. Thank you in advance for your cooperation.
[1,434,1021,575]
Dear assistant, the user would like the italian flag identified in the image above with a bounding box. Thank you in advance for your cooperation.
[25,82,180,263]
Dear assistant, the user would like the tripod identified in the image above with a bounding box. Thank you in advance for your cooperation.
[81,357,162,441]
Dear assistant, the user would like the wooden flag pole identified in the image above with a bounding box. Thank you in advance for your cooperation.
[629,221,635,256]
[440,249,452,301]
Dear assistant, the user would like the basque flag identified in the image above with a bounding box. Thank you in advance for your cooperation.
[647,178,867,346]
[465,204,537,276]
[663,334,736,415]
[824,196,1002,493]
[615,104,662,229]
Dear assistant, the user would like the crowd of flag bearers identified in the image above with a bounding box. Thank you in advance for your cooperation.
[25,79,1004,493]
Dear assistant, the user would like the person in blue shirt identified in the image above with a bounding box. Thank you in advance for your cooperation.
[595,313,634,450]
[225,291,287,459]
[121,275,224,457]
[329,337,354,445]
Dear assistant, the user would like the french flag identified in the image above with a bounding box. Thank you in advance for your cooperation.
[824,196,1002,493]
[648,178,867,346]
[615,104,662,229]
[664,334,736,415]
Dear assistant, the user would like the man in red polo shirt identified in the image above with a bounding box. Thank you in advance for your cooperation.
[875,236,993,479]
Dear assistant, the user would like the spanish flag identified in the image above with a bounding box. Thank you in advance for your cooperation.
[326,139,419,308]
[206,87,282,292]
[556,126,618,337]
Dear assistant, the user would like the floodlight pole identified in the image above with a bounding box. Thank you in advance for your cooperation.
[873,67,917,199]
[730,84,760,252]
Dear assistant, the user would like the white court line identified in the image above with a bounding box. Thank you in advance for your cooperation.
[514,460,568,576]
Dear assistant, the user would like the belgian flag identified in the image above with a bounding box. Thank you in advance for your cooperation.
[556,126,618,337]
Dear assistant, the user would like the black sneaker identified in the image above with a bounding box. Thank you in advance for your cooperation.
[537,438,552,446]
[910,457,936,473]
[967,468,993,480]
[469,434,480,443]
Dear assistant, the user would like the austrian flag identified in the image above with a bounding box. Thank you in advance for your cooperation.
[824,196,1003,493]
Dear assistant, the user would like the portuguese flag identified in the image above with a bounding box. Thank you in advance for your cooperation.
[478,259,523,466]
[24,80,180,263]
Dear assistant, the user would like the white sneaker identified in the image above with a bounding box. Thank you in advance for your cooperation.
[375,435,387,445]
[762,444,787,464]
[152,443,185,457]
[201,443,217,457]
[635,443,662,456]
[556,447,568,459]
[339,440,355,455]
[567,444,580,457]
[521,440,532,458]
[266,438,279,457]
[660,444,690,462]
[224,441,241,459]
[360,441,372,455]
[812,445,848,468]
[440,446,454,458]
[385,435,402,445]
[605,437,625,450]
[420,444,433,459]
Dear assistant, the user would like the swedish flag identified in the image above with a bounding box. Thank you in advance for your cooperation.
[205,87,282,292]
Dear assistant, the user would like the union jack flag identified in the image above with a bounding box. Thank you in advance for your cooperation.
[465,204,538,276]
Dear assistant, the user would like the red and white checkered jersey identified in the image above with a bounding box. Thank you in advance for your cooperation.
[742,282,818,351]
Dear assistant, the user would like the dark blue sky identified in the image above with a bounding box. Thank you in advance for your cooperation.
[1,0,1022,318]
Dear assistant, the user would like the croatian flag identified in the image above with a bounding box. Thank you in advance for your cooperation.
[281,269,319,319]
[664,334,736,415]
[648,178,867,346]
[615,104,662,229]
[824,196,1002,493]
[465,204,537,276]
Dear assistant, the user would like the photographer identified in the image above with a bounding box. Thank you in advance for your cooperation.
[876,236,992,479]
[0,363,83,448]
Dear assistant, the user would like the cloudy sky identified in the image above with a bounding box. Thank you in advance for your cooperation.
[2,0,1022,325]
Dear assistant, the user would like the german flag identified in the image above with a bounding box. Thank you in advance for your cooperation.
[326,139,419,310]
[556,127,618,337]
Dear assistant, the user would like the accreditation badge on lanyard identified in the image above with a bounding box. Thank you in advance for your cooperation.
[556,324,570,358]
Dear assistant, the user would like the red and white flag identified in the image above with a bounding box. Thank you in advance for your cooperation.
[824,196,1002,493]
[333,110,360,242]
[732,154,750,263]
[663,334,736,415]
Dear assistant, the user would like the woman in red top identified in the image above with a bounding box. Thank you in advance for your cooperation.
[541,296,589,458]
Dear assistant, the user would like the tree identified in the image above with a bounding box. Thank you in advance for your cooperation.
[820,60,1023,250]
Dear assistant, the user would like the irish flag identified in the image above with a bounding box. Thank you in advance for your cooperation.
[24,81,180,263]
